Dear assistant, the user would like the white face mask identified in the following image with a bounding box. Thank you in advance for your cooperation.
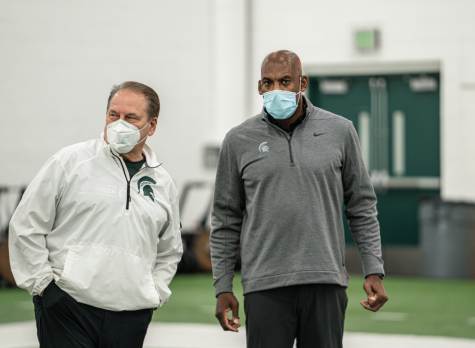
[106,119,149,154]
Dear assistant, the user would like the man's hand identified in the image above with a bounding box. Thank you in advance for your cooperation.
[40,289,45,297]
[360,274,388,312]
[215,292,241,332]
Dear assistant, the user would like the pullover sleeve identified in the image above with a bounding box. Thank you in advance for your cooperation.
[8,155,67,295]
[152,187,183,307]
[210,135,245,297]
[342,122,385,278]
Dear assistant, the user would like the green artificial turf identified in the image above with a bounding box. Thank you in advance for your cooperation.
[0,286,36,323]
[344,276,475,339]
[1,273,474,339]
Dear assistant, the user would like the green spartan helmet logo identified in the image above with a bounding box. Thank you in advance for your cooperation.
[137,176,156,202]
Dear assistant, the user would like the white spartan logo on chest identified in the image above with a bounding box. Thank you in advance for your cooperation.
[259,142,270,154]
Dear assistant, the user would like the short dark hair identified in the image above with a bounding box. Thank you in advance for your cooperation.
[107,81,160,121]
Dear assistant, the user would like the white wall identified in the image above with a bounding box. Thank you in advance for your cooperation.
[248,0,475,203]
[1,0,475,203]
[0,0,226,191]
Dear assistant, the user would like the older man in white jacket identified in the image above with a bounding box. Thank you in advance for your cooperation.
[9,81,183,348]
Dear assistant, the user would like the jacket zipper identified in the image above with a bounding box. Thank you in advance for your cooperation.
[126,181,131,209]
[263,118,304,167]
[287,132,294,166]
[110,150,161,210]
[111,150,132,210]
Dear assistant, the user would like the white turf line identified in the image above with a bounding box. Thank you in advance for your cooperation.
[1,322,475,348]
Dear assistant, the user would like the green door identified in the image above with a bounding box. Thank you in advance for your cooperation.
[308,74,440,245]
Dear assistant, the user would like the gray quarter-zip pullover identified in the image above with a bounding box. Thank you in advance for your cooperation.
[210,96,384,296]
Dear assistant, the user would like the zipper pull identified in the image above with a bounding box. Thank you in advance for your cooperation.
[126,181,131,209]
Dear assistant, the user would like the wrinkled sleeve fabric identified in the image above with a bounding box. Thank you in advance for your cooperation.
[152,188,183,307]
[210,135,245,297]
[342,122,385,278]
[9,155,67,296]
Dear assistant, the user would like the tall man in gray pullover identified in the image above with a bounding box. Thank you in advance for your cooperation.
[210,50,388,348]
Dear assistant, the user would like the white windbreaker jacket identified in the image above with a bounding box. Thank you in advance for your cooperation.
[9,134,183,311]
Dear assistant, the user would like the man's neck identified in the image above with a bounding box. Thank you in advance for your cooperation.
[120,146,145,162]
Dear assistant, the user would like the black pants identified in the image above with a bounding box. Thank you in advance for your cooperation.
[244,284,348,348]
[33,281,153,348]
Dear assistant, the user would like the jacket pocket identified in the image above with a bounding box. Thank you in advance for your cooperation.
[56,244,160,311]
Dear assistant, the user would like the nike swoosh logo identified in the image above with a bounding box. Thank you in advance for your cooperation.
[314,132,326,137]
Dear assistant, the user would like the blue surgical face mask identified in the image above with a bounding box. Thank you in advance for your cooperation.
[263,77,302,120]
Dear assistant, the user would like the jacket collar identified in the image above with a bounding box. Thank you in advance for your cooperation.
[99,132,161,168]
[141,143,161,168]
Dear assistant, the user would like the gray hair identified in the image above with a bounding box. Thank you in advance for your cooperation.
[107,81,160,121]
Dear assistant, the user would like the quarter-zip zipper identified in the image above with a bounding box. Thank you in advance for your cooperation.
[111,150,132,210]
[126,181,131,209]
[287,132,295,166]
[263,117,307,167]
[110,150,161,210]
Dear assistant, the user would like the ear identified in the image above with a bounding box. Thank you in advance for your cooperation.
[258,80,263,95]
[148,117,158,136]
[301,75,309,93]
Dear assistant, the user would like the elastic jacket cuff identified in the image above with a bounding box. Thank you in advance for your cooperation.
[213,273,234,297]
[365,273,384,280]
[154,279,172,307]
[360,254,385,279]
[33,275,54,296]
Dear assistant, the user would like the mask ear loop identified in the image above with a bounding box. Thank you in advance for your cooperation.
[297,63,305,103]
[296,76,302,105]
[138,120,151,132]
[135,133,149,146]
[136,120,151,145]
[297,75,302,105]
